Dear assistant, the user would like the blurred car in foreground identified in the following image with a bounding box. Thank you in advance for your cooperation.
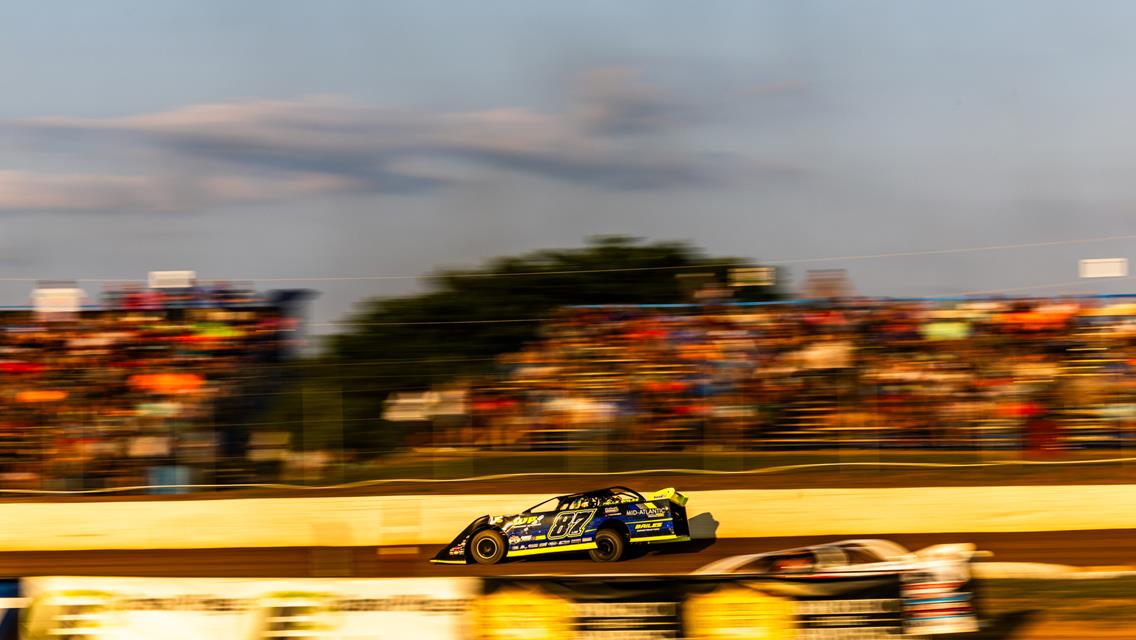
[432,486,690,565]
[694,538,986,636]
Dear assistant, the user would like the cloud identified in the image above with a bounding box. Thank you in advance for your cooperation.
[0,69,770,212]
[0,172,176,211]
[574,67,692,136]
[742,80,810,96]
[0,170,365,213]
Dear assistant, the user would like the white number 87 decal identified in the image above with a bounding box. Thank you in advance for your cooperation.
[548,509,596,540]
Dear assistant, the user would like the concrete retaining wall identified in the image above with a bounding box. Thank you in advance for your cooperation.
[1,484,1132,551]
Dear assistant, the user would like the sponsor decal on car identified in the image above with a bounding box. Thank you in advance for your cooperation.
[503,515,542,531]
[626,507,668,519]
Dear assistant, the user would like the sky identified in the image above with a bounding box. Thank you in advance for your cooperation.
[3,0,1136,330]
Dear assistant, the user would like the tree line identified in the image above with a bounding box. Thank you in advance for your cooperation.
[252,236,780,454]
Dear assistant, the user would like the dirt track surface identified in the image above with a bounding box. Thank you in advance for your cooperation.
[0,530,1128,578]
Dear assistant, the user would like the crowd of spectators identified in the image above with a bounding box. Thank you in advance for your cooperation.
[404,298,1136,452]
[0,283,300,491]
[12,285,1136,490]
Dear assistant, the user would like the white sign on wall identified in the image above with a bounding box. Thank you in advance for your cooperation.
[1079,258,1128,278]
[729,266,776,287]
[31,288,85,314]
[148,271,197,289]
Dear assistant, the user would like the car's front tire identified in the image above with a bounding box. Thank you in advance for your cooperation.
[470,529,506,564]
[588,529,626,562]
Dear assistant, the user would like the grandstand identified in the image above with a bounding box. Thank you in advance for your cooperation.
[8,276,1136,491]
[397,296,1136,454]
[0,277,312,492]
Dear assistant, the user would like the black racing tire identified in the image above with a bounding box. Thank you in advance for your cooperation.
[588,528,626,563]
[470,529,507,565]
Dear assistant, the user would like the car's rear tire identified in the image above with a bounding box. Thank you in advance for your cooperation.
[470,529,506,565]
[588,529,626,562]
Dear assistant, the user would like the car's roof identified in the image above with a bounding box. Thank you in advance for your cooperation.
[831,539,911,560]
[552,485,640,501]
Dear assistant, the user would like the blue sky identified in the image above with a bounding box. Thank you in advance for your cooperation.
[3,1,1136,327]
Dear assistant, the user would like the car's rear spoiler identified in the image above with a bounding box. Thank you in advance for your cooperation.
[650,487,688,507]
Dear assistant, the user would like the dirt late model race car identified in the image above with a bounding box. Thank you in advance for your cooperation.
[432,486,690,565]
[695,538,987,636]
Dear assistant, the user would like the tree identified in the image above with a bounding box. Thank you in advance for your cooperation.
[259,236,780,453]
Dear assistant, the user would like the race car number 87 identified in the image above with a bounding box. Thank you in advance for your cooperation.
[548,509,595,540]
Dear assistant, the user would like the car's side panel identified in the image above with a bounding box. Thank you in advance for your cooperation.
[625,501,680,541]
[504,508,601,555]
[432,488,690,564]
[594,499,688,543]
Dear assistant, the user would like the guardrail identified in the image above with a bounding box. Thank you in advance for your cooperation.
[0,455,1134,496]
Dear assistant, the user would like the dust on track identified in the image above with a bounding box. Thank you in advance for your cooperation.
[0,530,1129,578]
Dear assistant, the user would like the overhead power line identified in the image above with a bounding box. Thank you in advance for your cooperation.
[962,275,1136,296]
[236,231,1136,280]
[0,231,1133,285]
[774,232,1136,265]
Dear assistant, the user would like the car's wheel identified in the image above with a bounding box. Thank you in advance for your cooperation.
[470,529,506,565]
[588,529,626,562]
